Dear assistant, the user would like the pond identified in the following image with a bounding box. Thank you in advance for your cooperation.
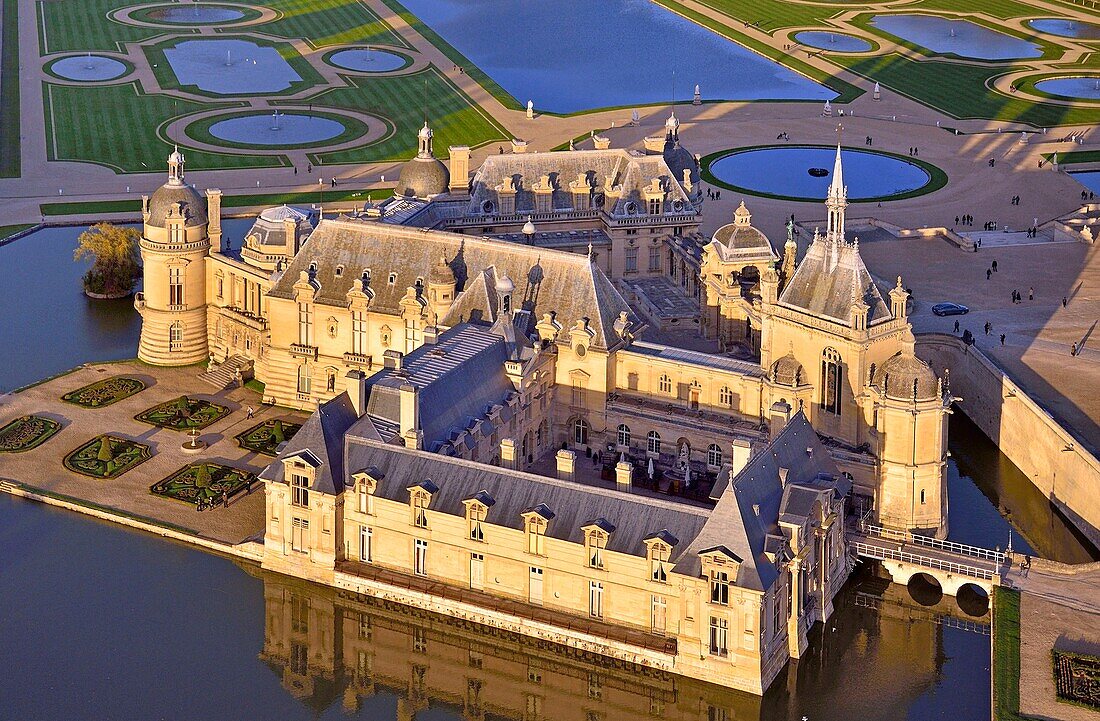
[1035,76,1100,100]
[870,14,1043,60]
[49,55,128,81]
[208,113,348,145]
[1028,18,1100,40]
[396,0,836,113]
[164,39,302,95]
[1071,170,1100,196]
[147,5,246,24]
[706,145,934,202]
[327,48,408,72]
[794,30,873,52]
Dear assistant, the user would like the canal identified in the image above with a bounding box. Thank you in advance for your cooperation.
[0,225,1096,720]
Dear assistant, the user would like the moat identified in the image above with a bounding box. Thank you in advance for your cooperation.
[1,226,1095,719]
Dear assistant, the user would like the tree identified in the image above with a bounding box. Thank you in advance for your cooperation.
[272,419,285,444]
[97,436,113,463]
[194,464,211,489]
[74,222,141,297]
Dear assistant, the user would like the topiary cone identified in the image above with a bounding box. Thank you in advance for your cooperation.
[97,436,113,463]
[272,419,285,444]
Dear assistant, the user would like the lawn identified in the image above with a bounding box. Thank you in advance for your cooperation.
[63,434,152,479]
[992,586,1024,720]
[1,0,20,178]
[43,82,286,173]
[37,0,183,54]
[675,0,836,32]
[259,0,409,49]
[0,223,35,241]
[307,67,509,164]
[40,187,395,217]
[831,54,1100,127]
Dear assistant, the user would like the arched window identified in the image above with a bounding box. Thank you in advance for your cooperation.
[658,374,672,394]
[573,418,589,446]
[617,424,630,448]
[647,431,661,455]
[169,321,183,350]
[821,348,843,415]
[707,443,723,469]
[719,386,733,406]
[297,363,311,394]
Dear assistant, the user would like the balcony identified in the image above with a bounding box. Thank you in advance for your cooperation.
[222,305,268,331]
[605,391,767,439]
[289,343,318,359]
[343,352,373,368]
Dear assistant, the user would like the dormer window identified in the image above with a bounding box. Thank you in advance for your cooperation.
[710,570,730,605]
[388,272,398,286]
[334,265,344,278]
[522,506,554,556]
[408,480,438,529]
[464,493,494,542]
[352,471,380,515]
[648,197,661,215]
[648,542,670,583]
[583,521,614,570]
[291,473,309,508]
[362,269,372,284]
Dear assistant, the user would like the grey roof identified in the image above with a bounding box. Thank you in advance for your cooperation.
[396,156,450,199]
[778,236,891,325]
[467,149,698,219]
[348,324,517,447]
[343,438,712,561]
[676,412,845,590]
[627,342,765,377]
[771,352,805,387]
[873,350,940,401]
[260,393,358,495]
[245,205,313,247]
[268,218,637,349]
[709,225,779,263]
[147,182,207,228]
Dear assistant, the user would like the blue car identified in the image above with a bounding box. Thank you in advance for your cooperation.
[932,302,969,317]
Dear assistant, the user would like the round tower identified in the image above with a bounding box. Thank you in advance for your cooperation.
[135,148,211,365]
[427,255,456,323]
[867,328,950,538]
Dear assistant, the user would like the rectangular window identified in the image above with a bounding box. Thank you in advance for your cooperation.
[527,519,546,556]
[649,545,668,583]
[587,533,606,570]
[651,595,667,633]
[648,198,661,215]
[470,553,484,590]
[529,566,544,605]
[571,380,586,408]
[772,593,781,637]
[589,581,603,619]
[352,311,366,355]
[291,517,309,553]
[169,267,184,307]
[710,571,730,605]
[624,247,638,272]
[709,617,728,657]
[216,276,224,300]
[469,505,485,542]
[297,302,313,346]
[291,474,309,508]
[358,484,372,515]
[414,539,428,576]
[358,614,372,641]
[412,493,429,528]
[648,246,661,272]
[359,526,372,562]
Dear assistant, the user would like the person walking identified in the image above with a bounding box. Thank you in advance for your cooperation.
[954,319,961,333]
[246,406,254,419]
[1071,342,1078,356]
[992,260,998,272]
[1028,287,1034,301]
[1063,296,1068,308]
[987,268,992,280]
[1000,333,1006,346]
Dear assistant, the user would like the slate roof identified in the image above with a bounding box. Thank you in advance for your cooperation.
[778,236,891,325]
[677,412,846,590]
[245,205,313,248]
[259,393,358,495]
[147,181,207,228]
[709,225,779,263]
[267,218,637,349]
[467,149,698,219]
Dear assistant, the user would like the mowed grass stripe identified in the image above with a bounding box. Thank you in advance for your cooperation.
[1,0,20,177]
[259,0,409,49]
[38,0,178,53]
[307,66,508,164]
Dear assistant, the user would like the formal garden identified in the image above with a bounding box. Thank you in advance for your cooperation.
[63,434,152,478]
[1053,649,1100,710]
[235,418,301,456]
[150,462,258,507]
[62,376,146,408]
[0,415,62,453]
[136,395,231,431]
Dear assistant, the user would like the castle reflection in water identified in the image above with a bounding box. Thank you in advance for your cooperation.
[254,564,989,721]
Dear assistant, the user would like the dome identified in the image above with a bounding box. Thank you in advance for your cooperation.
[522,216,536,235]
[664,142,698,187]
[395,156,449,199]
[429,256,455,284]
[246,205,313,247]
[146,182,207,228]
[495,273,514,294]
[771,352,804,387]
[873,352,939,401]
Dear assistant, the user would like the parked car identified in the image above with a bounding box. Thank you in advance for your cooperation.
[932,302,970,316]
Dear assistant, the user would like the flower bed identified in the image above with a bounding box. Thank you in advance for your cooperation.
[0,415,61,452]
[151,462,257,506]
[62,376,146,408]
[136,396,230,431]
[235,418,301,456]
[1054,649,1100,710]
[63,434,151,478]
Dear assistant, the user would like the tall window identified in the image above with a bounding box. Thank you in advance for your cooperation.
[526,516,547,556]
[586,531,606,570]
[719,386,734,406]
[357,481,373,515]
[297,302,313,346]
[625,247,638,272]
[709,617,729,657]
[710,570,730,605]
[772,592,782,637]
[589,581,604,619]
[414,539,428,576]
[647,431,661,455]
[573,418,589,446]
[169,322,183,350]
[470,553,484,590]
[359,526,372,562]
[658,374,672,394]
[291,473,309,508]
[651,595,667,633]
[821,348,843,415]
[707,444,723,469]
[404,318,420,350]
[468,504,486,541]
[297,363,311,395]
[529,567,544,605]
[648,246,661,272]
[168,267,183,307]
[291,517,309,553]
[617,424,630,448]
[649,543,669,583]
[412,492,429,528]
[571,379,586,407]
[648,198,662,215]
[351,310,366,355]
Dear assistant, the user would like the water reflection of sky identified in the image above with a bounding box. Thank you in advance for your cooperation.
[164,39,301,94]
[871,14,1042,59]
[1035,76,1100,100]
[1028,18,1100,40]
[1071,170,1100,196]
[398,0,835,113]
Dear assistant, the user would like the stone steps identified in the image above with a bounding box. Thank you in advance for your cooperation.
[199,355,252,390]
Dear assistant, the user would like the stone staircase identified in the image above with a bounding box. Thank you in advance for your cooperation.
[199,355,253,390]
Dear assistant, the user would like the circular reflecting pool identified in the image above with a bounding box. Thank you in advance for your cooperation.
[147,5,246,24]
[328,48,408,72]
[208,113,347,146]
[1028,18,1100,39]
[1035,76,1100,100]
[49,55,128,81]
[794,31,873,52]
[707,146,936,201]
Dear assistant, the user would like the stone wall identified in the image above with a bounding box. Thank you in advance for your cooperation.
[916,333,1100,549]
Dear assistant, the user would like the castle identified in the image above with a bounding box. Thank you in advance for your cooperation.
[135,120,950,694]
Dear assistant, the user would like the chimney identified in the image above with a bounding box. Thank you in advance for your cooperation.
[345,370,368,416]
[499,438,517,469]
[448,145,470,194]
[423,325,440,345]
[283,216,298,257]
[615,461,633,490]
[555,449,576,481]
[769,400,792,440]
[205,189,222,250]
[399,382,421,449]
[729,438,752,476]
[383,349,403,370]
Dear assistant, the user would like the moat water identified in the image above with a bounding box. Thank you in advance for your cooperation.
[1,225,1097,719]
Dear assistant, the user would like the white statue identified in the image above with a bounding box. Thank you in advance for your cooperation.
[526,100,534,119]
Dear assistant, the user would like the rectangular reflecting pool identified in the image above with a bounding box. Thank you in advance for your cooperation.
[870,14,1042,60]
[396,0,836,113]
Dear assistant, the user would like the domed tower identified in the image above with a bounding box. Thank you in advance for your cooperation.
[427,255,456,323]
[867,328,950,538]
[136,148,213,365]
[395,121,449,199]
[661,110,702,206]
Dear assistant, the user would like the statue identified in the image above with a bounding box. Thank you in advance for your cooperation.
[786,218,794,244]
[693,84,701,105]
[526,100,534,119]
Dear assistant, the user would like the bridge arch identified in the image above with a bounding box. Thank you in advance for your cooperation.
[956,583,990,617]
[906,572,943,606]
